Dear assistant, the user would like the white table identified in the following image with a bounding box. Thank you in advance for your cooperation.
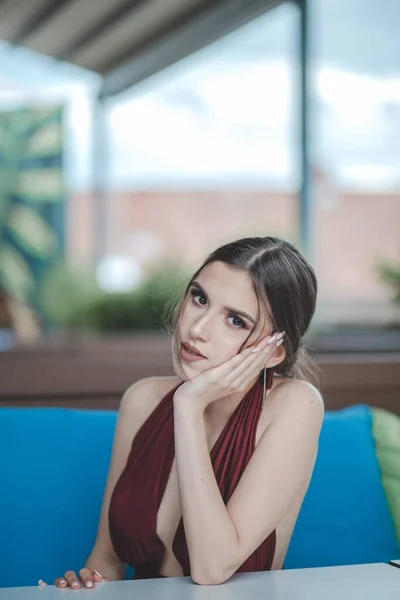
[0,563,399,600]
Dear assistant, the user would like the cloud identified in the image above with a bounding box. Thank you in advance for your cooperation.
[1,0,400,190]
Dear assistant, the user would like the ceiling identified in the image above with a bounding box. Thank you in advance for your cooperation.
[0,0,286,97]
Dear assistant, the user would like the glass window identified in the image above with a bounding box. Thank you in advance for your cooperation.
[95,4,299,282]
[311,0,400,328]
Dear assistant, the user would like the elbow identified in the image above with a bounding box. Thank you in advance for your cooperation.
[191,566,233,586]
[190,544,240,585]
[191,573,227,586]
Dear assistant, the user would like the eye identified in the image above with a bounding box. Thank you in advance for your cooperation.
[227,314,246,329]
[189,289,207,306]
[188,289,247,330]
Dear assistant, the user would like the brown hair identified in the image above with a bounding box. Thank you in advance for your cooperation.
[167,236,320,387]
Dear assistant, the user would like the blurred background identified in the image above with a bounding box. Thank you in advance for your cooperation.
[0,0,399,412]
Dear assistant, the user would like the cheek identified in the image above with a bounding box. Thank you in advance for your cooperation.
[178,301,192,331]
[171,350,190,381]
[177,301,250,362]
[211,336,243,366]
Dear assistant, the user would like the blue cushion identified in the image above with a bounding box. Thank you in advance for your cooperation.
[1,404,399,588]
[285,404,400,568]
[0,407,117,588]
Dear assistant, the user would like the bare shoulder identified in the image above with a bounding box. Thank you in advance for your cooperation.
[270,378,325,429]
[119,375,182,424]
[110,376,182,454]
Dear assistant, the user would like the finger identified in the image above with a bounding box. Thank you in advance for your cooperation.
[64,571,81,589]
[38,580,48,587]
[79,567,95,588]
[251,331,285,354]
[248,333,285,374]
[92,570,109,582]
[228,335,276,382]
[248,332,285,364]
[205,347,252,382]
[230,353,269,388]
[230,333,285,386]
[218,335,274,376]
[201,333,281,387]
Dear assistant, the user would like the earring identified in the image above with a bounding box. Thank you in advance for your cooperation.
[262,365,267,408]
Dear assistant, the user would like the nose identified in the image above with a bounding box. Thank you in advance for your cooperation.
[189,312,212,342]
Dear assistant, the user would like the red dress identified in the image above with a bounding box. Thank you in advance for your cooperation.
[108,371,276,579]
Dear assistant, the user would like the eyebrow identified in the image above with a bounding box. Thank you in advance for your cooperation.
[190,281,256,325]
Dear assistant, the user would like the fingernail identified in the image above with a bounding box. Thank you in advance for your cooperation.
[251,347,261,353]
[86,581,93,588]
[71,582,79,588]
[277,331,286,340]
[38,580,45,586]
[92,570,103,579]
[267,336,277,344]
[59,579,66,584]
[277,339,284,346]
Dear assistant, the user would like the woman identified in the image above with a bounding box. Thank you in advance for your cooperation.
[40,236,324,589]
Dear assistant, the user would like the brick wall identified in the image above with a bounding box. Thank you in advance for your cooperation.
[66,188,400,324]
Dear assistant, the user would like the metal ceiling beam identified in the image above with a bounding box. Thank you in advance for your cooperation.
[96,0,218,75]
[297,0,312,260]
[99,0,285,99]
[56,0,148,61]
[10,0,74,45]
[92,97,109,262]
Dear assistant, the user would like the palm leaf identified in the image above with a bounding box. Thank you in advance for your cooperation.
[32,107,62,126]
[25,123,63,157]
[7,205,58,258]
[0,244,35,302]
[15,169,63,202]
[0,105,64,316]
[8,109,33,138]
[0,172,10,223]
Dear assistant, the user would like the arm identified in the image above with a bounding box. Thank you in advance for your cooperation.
[173,380,324,585]
[84,379,158,581]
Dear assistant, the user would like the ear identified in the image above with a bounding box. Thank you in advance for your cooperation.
[265,344,286,370]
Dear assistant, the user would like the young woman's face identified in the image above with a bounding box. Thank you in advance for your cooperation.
[175,261,273,380]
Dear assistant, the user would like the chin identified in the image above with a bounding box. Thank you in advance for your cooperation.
[173,365,189,381]
[171,353,190,381]
[178,363,202,381]
[171,337,209,381]
[173,357,207,382]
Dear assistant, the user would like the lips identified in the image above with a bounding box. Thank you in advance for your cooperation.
[182,342,206,358]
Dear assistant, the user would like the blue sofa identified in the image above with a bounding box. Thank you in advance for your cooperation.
[1,403,399,588]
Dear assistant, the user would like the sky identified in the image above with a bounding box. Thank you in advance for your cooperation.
[0,0,399,191]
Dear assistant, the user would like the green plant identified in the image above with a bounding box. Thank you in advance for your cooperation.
[0,106,64,315]
[39,259,102,328]
[377,260,400,304]
[41,259,191,333]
